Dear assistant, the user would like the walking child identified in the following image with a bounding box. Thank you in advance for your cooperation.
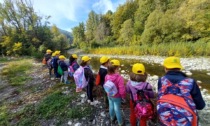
[58,55,69,84]
[126,63,155,126]
[98,56,110,108]
[104,59,126,126]
[52,51,61,78]
[80,56,95,103]
[157,56,205,126]
[68,54,79,77]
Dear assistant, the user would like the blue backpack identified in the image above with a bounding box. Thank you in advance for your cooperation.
[157,77,197,126]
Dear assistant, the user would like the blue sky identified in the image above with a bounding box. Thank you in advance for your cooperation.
[31,0,126,32]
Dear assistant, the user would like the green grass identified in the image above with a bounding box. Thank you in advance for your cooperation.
[13,90,93,125]
[0,105,9,126]
[1,59,33,86]
[89,41,210,57]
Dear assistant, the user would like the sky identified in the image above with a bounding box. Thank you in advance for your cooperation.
[31,0,126,32]
[0,0,126,32]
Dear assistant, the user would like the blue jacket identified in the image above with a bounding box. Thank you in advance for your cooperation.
[70,61,79,72]
[59,60,68,71]
[158,71,205,110]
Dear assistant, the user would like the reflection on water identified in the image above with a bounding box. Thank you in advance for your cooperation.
[89,57,210,90]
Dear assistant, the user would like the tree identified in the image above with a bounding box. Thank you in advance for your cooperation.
[72,22,85,47]
[117,19,134,45]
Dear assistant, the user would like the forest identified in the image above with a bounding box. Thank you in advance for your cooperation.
[73,0,210,56]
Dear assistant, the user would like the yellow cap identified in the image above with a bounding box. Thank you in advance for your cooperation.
[46,49,52,53]
[163,56,183,69]
[82,56,91,62]
[52,52,56,57]
[110,59,120,66]
[59,55,66,60]
[100,56,109,64]
[55,51,61,55]
[132,63,145,75]
[72,54,78,59]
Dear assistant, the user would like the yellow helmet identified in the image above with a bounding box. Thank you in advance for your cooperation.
[55,51,61,55]
[46,49,52,53]
[52,52,56,57]
[100,56,109,64]
[72,54,78,59]
[132,63,145,75]
[82,56,91,62]
[163,56,183,69]
[110,59,120,66]
[59,55,66,60]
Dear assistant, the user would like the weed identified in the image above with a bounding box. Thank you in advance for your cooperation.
[1,59,33,86]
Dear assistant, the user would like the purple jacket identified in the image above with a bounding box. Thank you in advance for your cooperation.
[126,80,155,100]
[105,73,126,99]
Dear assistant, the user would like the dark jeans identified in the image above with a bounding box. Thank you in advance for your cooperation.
[87,83,93,102]
[54,66,60,78]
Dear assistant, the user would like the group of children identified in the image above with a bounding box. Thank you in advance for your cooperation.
[43,49,206,126]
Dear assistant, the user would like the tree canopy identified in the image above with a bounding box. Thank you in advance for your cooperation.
[72,0,210,48]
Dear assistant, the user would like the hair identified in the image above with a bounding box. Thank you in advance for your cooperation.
[165,68,181,71]
[130,72,148,82]
[107,64,119,74]
[69,55,76,64]
[80,61,88,67]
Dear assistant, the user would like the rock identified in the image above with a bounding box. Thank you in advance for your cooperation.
[74,123,81,126]
[80,94,86,98]
[186,72,192,76]
[197,80,202,84]
[68,121,72,125]
[92,119,96,125]
[207,73,210,76]
[100,111,106,117]
[121,70,125,73]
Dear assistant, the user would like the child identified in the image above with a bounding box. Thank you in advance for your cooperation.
[98,56,110,109]
[52,51,61,78]
[126,63,155,126]
[44,49,52,63]
[47,52,56,78]
[157,56,205,126]
[68,54,79,77]
[105,59,126,126]
[80,56,95,103]
[58,55,69,84]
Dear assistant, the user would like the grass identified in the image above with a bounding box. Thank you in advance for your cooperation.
[0,105,9,126]
[1,59,33,86]
[88,41,210,57]
[14,90,93,125]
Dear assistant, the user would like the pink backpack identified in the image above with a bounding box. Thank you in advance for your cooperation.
[73,66,88,92]
[103,80,118,96]
[130,83,154,119]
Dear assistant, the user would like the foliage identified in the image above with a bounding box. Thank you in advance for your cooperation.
[1,59,33,86]
[0,0,70,57]
[89,41,210,56]
[72,0,210,56]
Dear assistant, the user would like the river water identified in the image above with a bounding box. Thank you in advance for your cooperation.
[89,57,210,91]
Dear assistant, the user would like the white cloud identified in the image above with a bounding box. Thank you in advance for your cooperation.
[92,0,126,14]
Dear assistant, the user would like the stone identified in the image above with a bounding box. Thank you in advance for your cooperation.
[74,123,81,126]
[186,72,192,76]
[197,80,202,84]
[68,121,72,125]
[80,94,86,98]
[207,73,210,76]
[100,111,106,117]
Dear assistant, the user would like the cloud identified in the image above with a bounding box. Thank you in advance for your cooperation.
[92,0,126,14]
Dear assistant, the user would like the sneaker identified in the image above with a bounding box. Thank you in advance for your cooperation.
[111,116,117,124]
[87,100,91,103]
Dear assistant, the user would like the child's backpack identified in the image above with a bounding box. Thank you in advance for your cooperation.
[42,57,46,64]
[73,66,89,92]
[130,83,154,119]
[47,58,52,68]
[95,73,100,86]
[57,65,63,75]
[103,80,118,96]
[68,62,76,77]
[157,77,197,126]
